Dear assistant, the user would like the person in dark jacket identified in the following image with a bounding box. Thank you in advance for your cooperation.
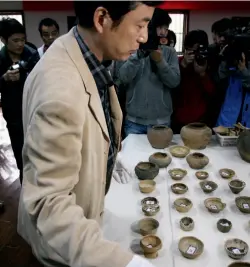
[0,18,39,183]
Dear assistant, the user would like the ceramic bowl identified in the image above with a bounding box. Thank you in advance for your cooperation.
[168,168,187,180]
[178,236,204,259]
[142,205,160,216]
[195,171,209,180]
[200,181,218,193]
[141,197,159,208]
[140,235,162,258]
[149,152,172,168]
[225,238,249,260]
[180,217,194,231]
[229,179,246,194]
[174,198,193,213]
[186,152,209,169]
[217,218,232,233]
[139,180,156,194]
[135,162,159,180]
[171,183,188,194]
[235,196,250,214]
[169,145,190,158]
[228,262,250,267]
[139,218,159,236]
[204,198,226,213]
[219,168,235,179]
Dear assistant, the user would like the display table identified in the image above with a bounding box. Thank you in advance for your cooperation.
[103,134,250,267]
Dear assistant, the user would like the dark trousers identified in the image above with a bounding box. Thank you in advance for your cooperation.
[6,123,24,183]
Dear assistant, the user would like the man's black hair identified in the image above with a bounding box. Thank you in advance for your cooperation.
[74,1,163,28]
[167,30,176,47]
[211,18,233,35]
[152,8,172,28]
[184,30,209,48]
[0,18,25,41]
[38,18,59,35]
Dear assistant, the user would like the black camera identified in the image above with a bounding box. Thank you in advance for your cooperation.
[139,21,160,52]
[9,60,28,71]
[195,45,209,66]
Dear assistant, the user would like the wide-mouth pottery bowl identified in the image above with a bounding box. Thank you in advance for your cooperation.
[180,217,194,231]
[169,168,187,180]
[139,180,156,194]
[219,168,235,179]
[135,162,159,180]
[142,205,160,216]
[195,171,209,180]
[169,145,190,158]
[217,218,232,233]
[204,198,226,213]
[229,179,246,194]
[200,181,218,193]
[149,152,172,168]
[141,197,159,208]
[171,183,188,194]
[228,262,250,267]
[139,218,159,236]
[174,198,193,213]
[140,235,162,258]
[186,152,209,169]
[178,236,204,259]
[235,196,250,214]
[225,238,249,260]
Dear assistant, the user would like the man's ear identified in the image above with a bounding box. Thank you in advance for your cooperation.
[93,7,112,33]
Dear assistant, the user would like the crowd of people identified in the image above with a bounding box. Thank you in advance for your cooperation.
[0,1,249,267]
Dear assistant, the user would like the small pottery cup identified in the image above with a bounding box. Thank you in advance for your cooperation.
[225,238,249,260]
[139,218,159,236]
[186,152,209,169]
[142,205,160,216]
[174,198,193,213]
[180,217,194,231]
[169,145,190,158]
[149,152,172,168]
[178,236,204,259]
[141,197,159,208]
[235,196,250,214]
[200,181,218,193]
[217,218,232,233]
[229,179,246,194]
[204,197,226,213]
[139,180,156,194]
[219,168,235,179]
[171,183,188,194]
[228,262,250,267]
[168,168,187,180]
[140,235,162,258]
[135,162,159,180]
[195,171,209,180]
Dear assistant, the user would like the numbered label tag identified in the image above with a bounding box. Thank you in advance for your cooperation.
[180,203,186,207]
[146,201,155,205]
[243,203,249,209]
[186,245,196,254]
[176,174,181,177]
[232,248,241,254]
[205,185,212,190]
[210,205,217,210]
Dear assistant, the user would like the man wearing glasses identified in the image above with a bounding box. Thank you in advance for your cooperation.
[38,18,59,58]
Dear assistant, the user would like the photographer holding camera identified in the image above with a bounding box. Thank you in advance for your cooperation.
[118,9,180,136]
[171,30,215,133]
[0,18,39,183]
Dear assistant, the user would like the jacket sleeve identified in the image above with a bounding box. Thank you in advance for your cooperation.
[155,47,180,88]
[22,100,133,267]
[239,65,250,89]
[118,53,142,84]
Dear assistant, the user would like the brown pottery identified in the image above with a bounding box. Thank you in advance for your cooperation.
[186,153,209,169]
[147,125,173,149]
[237,130,250,163]
[180,122,212,149]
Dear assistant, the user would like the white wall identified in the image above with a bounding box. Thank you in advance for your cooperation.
[189,10,250,43]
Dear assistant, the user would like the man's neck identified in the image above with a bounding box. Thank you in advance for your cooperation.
[77,25,103,62]
[8,51,21,63]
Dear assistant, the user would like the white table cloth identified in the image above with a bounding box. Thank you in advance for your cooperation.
[103,134,250,267]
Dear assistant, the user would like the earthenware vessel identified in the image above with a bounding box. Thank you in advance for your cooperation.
[168,168,187,180]
[147,125,173,149]
[174,198,193,213]
[237,130,250,163]
[141,197,159,208]
[235,196,250,214]
[204,198,226,213]
[228,262,250,267]
[135,162,159,180]
[229,179,246,194]
[217,219,232,233]
[149,152,172,168]
[139,218,159,236]
[200,181,218,193]
[180,217,194,231]
[169,145,190,158]
[195,171,209,180]
[225,238,249,260]
[139,180,156,194]
[180,122,212,149]
[178,236,204,259]
[219,168,235,179]
[186,153,209,169]
[142,205,160,216]
[171,183,188,194]
[140,235,162,258]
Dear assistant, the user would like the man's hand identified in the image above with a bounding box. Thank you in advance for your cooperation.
[181,50,195,68]
[150,49,162,62]
[238,52,246,71]
[3,69,20,82]
[194,60,207,77]
[112,154,131,184]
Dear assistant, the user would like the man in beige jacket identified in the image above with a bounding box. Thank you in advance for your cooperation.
[18,1,162,267]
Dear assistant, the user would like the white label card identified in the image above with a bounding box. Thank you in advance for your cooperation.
[146,201,155,205]
[205,185,212,189]
[186,246,196,254]
[232,248,241,254]
[180,203,186,207]
[210,205,217,210]
[243,203,249,209]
